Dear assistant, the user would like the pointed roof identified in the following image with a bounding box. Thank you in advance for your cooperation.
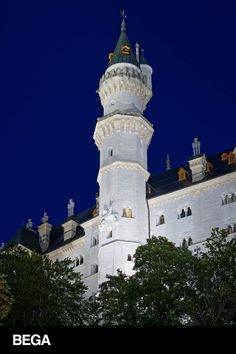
[140,48,149,65]
[109,17,139,68]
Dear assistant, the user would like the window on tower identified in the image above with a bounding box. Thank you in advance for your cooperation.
[91,264,98,275]
[91,235,99,247]
[122,207,133,218]
[127,254,132,261]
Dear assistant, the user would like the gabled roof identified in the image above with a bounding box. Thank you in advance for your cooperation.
[109,19,139,68]
[147,148,236,199]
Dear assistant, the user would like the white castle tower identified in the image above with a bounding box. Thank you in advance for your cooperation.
[93,13,154,284]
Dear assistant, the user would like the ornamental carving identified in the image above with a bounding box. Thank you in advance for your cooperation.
[93,113,154,150]
[98,67,152,109]
[99,201,119,231]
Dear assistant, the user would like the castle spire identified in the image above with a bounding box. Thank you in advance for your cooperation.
[108,11,138,68]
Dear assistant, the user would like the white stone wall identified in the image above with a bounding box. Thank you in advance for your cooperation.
[100,132,147,170]
[148,172,236,247]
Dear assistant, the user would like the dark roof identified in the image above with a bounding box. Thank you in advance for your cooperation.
[109,20,139,68]
[45,207,95,253]
[147,148,236,199]
[6,226,42,254]
[5,207,96,254]
[140,49,149,65]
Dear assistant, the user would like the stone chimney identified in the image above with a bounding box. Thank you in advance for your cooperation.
[188,138,206,182]
[38,212,52,252]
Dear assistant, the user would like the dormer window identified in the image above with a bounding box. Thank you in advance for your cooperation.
[108,52,114,62]
[121,45,130,54]
[221,151,236,165]
[178,168,189,182]
[205,161,213,174]
[228,151,236,165]
[221,153,228,161]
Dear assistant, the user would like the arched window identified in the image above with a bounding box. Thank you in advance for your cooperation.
[122,208,127,217]
[107,230,112,239]
[187,207,192,216]
[159,215,165,225]
[122,208,133,218]
[182,238,187,248]
[180,209,185,218]
[80,256,84,265]
[228,225,233,234]
[127,254,132,261]
[127,208,133,218]
[91,264,98,275]
[91,235,99,247]
[234,223,236,233]
[188,237,193,246]
[75,258,80,267]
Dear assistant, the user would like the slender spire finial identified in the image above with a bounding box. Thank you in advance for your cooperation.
[120,9,127,31]
[166,154,171,170]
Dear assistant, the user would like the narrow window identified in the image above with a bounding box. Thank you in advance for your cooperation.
[91,264,98,275]
[160,215,165,225]
[75,258,80,267]
[182,238,187,248]
[187,207,192,216]
[107,230,112,239]
[122,208,127,217]
[127,208,132,218]
[233,223,236,233]
[80,256,84,265]
[188,237,193,246]
[228,225,233,234]
[91,235,98,247]
[180,209,185,218]
[127,254,132,261]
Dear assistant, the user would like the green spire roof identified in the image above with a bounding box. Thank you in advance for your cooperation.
[140,48,149,65]
[108,17,139,68]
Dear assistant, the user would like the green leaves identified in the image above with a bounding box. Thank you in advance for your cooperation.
[0,246,87,326]
[96,231,236,326]
[0,275,13,322]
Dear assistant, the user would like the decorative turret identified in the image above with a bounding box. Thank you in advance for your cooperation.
[97,11,153,115]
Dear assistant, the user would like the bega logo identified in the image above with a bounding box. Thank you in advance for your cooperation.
[13,334,51,346]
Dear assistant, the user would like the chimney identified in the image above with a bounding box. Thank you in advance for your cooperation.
[38,212,52,252]
[188,138,206,182]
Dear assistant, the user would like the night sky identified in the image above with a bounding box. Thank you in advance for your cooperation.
[1,0,236,244]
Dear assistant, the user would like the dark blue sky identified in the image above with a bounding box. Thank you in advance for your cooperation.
[1,0,236,244]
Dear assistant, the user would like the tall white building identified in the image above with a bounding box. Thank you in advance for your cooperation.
[7,16,236,298]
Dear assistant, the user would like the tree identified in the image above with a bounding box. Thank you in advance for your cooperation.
[97,270,140,325]
[97,231,236,326]
[188,228,236,325]
[97,236,197,325]
[0,246,87,326]
[0,276,13,322]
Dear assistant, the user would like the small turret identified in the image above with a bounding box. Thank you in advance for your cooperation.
[140,48,153,90]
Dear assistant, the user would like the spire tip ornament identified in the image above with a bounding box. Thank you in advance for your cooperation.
[120,9,127,31]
